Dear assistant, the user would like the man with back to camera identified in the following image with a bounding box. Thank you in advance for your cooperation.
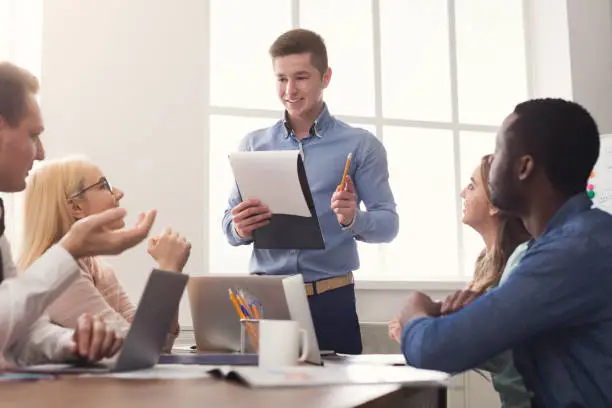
[395,98,612,407]
[222,29,399,354]
[0,61,157,367]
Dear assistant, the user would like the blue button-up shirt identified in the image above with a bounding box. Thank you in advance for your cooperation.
[402,193,612,407]
[222,104,399,282]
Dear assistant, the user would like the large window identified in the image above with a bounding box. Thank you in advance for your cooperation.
[208,0,529,281]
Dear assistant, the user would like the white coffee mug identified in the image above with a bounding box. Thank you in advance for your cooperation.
[258,320,309,368]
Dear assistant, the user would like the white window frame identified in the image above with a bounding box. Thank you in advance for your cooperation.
[206,0,534,289]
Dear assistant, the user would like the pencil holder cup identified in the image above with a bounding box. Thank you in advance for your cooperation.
[239,318,260,353]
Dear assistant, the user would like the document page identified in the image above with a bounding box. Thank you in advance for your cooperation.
[229,151,311,217]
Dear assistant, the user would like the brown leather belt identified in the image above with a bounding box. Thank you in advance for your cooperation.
[304,272,354,296]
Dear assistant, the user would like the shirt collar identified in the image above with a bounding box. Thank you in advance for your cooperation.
[282,103,332,139]
[543,192,593,234]
[526,239,536,250]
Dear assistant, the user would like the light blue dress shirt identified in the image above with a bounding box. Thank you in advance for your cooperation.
[222,104,399,282]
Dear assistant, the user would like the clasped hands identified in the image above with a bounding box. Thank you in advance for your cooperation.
[388,288,481,344]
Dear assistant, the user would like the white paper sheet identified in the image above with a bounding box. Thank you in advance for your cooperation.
[171,345,196,352]
[229,151,312,217]
[94,364,210,380]
[324,354,407,366]
[212,364,449,388]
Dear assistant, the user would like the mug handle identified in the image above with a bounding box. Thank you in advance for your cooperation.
[298,328,310,362]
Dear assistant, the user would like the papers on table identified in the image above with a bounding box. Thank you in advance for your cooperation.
[323,354,407,366]
[13,358,449,388]
[0,372,56,382]
[208,364,449,388]
[92,365,210,380]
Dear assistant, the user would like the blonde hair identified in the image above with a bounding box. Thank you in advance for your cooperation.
[19,156,98,270]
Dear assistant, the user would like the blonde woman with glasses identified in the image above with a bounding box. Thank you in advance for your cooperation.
[19,156,191,351]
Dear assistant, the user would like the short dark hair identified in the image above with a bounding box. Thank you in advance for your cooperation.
[0,61,39,127]
[269,29,328,76]
[508,98,600,196]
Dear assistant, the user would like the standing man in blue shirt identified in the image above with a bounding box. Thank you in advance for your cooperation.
[396,98,612,407]
[222,29,399,354]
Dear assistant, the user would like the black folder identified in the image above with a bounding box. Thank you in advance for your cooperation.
[231,152,325,250]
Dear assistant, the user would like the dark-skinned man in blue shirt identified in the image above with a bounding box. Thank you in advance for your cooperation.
[397,98,612,408]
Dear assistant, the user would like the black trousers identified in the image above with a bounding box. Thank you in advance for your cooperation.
[307,284,362,355]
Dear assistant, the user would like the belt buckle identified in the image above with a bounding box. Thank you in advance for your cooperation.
[304,273,353,297]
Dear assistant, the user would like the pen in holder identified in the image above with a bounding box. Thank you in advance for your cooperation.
[239,318,260,354]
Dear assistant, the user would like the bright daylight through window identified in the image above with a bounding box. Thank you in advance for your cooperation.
[208,0,529,282]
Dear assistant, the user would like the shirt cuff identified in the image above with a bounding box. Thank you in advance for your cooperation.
[53,328,79,363]
[31,244,81,292]
[400,316,432,366]
[231,222,253,244]
[341,208,361,233]
[49,244,81,272]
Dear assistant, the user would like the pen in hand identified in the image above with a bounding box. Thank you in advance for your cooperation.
[338,153,352,191]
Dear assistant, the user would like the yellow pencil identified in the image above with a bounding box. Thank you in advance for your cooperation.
[237,290,253,317]
[231,289,258,350]
[339,153,352,191]
[228,289,245,318]
[251,305,261,320]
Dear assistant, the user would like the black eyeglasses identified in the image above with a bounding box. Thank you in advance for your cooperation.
[69,177,113,199]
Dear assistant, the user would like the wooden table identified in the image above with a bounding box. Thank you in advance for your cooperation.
[1,376,445,408]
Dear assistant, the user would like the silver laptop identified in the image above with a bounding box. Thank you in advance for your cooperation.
[188,274,322,365]
[21,270,188,374]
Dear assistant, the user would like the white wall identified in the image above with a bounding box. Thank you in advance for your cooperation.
[39,0,612,330]
[566,0,612,133]
[527,0,612,133]
[41,0,209,325]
